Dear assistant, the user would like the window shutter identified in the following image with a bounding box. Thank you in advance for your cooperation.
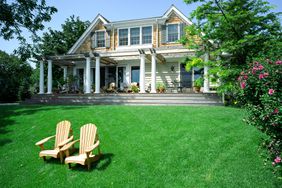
[180,23,185,38]
[161,25,167,44]
[91,32,97,48]
[105,30,111,48]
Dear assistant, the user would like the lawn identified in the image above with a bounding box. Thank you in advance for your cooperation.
[0,105,280,187]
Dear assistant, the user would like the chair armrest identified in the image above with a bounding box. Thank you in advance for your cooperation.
[60,139,79,151]
[57,135,74,147]
[85,140,100,153]
[35,135,55,146]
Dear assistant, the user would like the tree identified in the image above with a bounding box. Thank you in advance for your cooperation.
[0,0,57,41]
[19,16,90,90]
[0,50,32,102]
[182,0,281,95]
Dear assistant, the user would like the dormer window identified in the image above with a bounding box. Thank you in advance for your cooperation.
[96,31,105,47]
[167,24,179,42]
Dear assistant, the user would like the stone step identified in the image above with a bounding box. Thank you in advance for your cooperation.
[23,93,222,106]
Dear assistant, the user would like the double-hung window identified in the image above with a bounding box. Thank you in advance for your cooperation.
[142,26,152,44]
[96,31,105,47]
[167,24,179,42]
[130,28,140,45]
[119,29,128,46]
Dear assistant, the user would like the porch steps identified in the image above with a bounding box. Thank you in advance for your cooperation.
[23,93,223,106]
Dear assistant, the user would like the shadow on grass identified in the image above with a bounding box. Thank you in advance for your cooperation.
[0,105,84,147]
[69,153,114,172]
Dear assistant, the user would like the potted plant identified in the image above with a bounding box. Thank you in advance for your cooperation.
[194,77,203,92]
[157,83,166,93]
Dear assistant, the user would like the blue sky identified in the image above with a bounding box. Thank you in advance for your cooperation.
[0,0,281,54]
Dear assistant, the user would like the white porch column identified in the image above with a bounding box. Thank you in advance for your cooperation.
[47,60,52,94]
[63,66,67,81]
[139,54,146,93]
[150,54,157,93]
[95,56,100,94]
[85,57,91,94]
[39,61,44,94]
[203,52,210,93]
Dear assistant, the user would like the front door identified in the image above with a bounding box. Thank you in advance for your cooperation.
[118,67,125,89]
[180,64,192,88]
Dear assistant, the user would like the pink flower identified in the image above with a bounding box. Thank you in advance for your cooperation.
[274,156,281,163]
[273,108,279,114]
[244,75,248,79]
[275,60,282,65]
[258,65,264,70]
[240,82,246,89]
[240,71,245,75]
[268,89,275,95]
[263,72,269,77]
[237,76,241,81]
[259,74,264,79]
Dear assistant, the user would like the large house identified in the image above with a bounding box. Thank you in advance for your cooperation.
[39,5,212,95]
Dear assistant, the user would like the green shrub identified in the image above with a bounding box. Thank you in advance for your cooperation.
[238,59,282,177]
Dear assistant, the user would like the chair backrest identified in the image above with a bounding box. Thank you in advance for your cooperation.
[54,120,71,148]
[79,123,97,154]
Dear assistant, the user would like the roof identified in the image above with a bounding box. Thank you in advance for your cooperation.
[67,5,193,54]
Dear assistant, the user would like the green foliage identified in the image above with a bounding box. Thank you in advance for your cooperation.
[194,77,204,87]
[0,0,57,41]
[131,85,139,93]
[156,83,166,93]
[238,59,282,177]
[38,15,90,56]
[183,0,282,95]
[0,50,32,102]
[185,57,204,72]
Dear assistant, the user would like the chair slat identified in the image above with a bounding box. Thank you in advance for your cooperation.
[79,124,97,154]
[55,120,71,148]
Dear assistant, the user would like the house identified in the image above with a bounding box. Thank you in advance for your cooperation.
[38,5,212,95]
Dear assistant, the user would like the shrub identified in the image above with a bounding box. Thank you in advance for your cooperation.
[238,59,282,176]
[156,83,166,93]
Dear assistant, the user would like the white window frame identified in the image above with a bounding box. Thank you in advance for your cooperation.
[95,29,106,48]
[117,25,153,49]
[166,23,181,43]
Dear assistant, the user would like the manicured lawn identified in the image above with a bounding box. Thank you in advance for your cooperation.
[0,105,280,187]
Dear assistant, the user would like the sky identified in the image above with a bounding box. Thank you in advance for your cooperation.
[0,0,281,54]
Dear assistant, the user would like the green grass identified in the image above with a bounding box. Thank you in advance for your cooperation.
[0,105,280,187]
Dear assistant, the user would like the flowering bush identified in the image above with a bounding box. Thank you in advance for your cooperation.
[238,59,282,176]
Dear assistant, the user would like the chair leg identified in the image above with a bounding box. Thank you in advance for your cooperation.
[68,163,71,169]
[87,162,91,170]
[43,156,46,161]
[59,152,64,163]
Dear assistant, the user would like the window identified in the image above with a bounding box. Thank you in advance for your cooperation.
[131,66,140,83]
[167,24,179,42]
[130,27,140,45]
[96,31,105,47]
[119,29,128,46]
[142,26,152,44]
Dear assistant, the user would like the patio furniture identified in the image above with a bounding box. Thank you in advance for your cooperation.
[61,123,102,170]
[35,120,73,163]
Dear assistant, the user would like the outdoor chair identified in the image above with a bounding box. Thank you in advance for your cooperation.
[35,120,73,163]
[61,123,102,170]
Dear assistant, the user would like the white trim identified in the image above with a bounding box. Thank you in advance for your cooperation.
[67,14,109,54]
[95,29,106,48]
[162,5,193,25]
[166,23,181,43]
[117,25,153,48]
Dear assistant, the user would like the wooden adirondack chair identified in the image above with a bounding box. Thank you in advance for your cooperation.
[35,120,73,163]
[61,123,102,170]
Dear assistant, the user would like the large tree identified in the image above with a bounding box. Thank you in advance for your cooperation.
[182,0,281,94]
[0,0,57,41]
[0,50,32,102]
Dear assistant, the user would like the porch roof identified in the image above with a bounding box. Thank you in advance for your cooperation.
[46,47,195,66]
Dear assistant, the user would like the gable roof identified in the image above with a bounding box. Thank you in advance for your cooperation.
[162,4,193,25]
[67,14,109,54]
[67,5,193,54]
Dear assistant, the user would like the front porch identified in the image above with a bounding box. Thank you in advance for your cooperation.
[38,47,214,95]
